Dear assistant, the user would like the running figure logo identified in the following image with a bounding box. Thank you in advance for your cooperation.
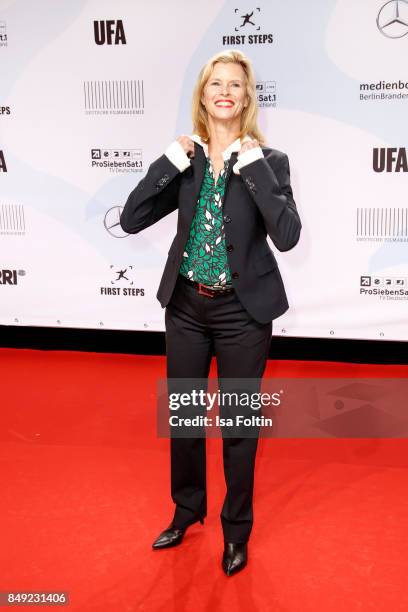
[110,265,134,285]
[235,7,261,31]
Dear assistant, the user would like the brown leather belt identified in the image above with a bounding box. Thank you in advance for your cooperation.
[178,274,234,298]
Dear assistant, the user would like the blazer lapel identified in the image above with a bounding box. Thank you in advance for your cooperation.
[225,151,238,183]
[223,152,238,202]
[192,142,206,199]
[179,142,206,232]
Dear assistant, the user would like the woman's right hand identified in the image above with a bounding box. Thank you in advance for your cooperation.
[176,135,195,158]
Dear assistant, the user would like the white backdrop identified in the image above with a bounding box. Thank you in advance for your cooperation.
[1,0,407,340]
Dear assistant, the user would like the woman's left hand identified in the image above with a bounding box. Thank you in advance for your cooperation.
[239,139,260,155]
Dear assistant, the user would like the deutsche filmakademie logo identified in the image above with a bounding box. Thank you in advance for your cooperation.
[100,265,145,297]
[256,81,277,108]
[377,0,408,38]
[93,20,126,45]
[0,205,25,235]
[91,148,143,173]
[222,8,273,45]
[83,80,144,115]
[356,208,408,242]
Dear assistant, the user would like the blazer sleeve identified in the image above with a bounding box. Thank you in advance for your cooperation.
[239,151,301,252]
[120,154,182,234]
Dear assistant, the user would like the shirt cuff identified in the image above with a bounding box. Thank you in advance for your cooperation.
[238,146,264,167]
[233,146,264,174]
[165,140,191,172]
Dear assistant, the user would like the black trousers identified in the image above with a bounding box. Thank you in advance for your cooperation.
[164,274,272,543]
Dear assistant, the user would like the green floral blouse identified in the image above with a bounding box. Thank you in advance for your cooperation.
[179,157,233,287]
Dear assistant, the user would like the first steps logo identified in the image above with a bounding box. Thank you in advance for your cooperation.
[0,269,26,285]
[222,8,273,45]
[100,265,145,297]
[0,21,7,47]
[93,20,126,45]
[0,150,7,173]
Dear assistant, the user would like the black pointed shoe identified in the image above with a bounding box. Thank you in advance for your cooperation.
[152,516,204,550]
[222,542,248,576]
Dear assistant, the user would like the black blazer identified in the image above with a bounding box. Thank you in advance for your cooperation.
[120,143,301,324]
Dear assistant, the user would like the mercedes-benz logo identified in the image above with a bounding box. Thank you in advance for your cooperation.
[104,206,129,238]
[377,0,408,38]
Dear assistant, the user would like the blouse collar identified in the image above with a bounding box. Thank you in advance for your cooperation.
[190,133,253,161]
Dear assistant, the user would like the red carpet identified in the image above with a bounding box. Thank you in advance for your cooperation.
[1,348,408,611]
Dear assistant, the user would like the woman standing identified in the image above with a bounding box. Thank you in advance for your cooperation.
[120,50,301,576]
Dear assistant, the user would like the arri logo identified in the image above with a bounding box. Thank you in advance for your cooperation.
[377,0,408,38]
[0,269,25,285]
[373,148,408,172]
[0,150,7,173]
[93,20,126,45]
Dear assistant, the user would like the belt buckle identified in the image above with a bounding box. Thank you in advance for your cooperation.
[197,283,215,298]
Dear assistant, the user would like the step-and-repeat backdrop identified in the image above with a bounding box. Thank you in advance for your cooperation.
[1,0,407,340]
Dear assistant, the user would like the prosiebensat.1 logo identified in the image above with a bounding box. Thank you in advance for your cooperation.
[360,275,408,300]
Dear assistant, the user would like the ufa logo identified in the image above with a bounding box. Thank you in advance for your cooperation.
[0,150,7,173]
[93,20,126,45]
[373,148,408,172]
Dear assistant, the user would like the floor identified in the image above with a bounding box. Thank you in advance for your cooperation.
[1,348,408,611]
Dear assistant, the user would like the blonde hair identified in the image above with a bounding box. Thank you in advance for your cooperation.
[191,50,265,145]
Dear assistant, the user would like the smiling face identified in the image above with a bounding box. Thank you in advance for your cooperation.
[202,62,248,126]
